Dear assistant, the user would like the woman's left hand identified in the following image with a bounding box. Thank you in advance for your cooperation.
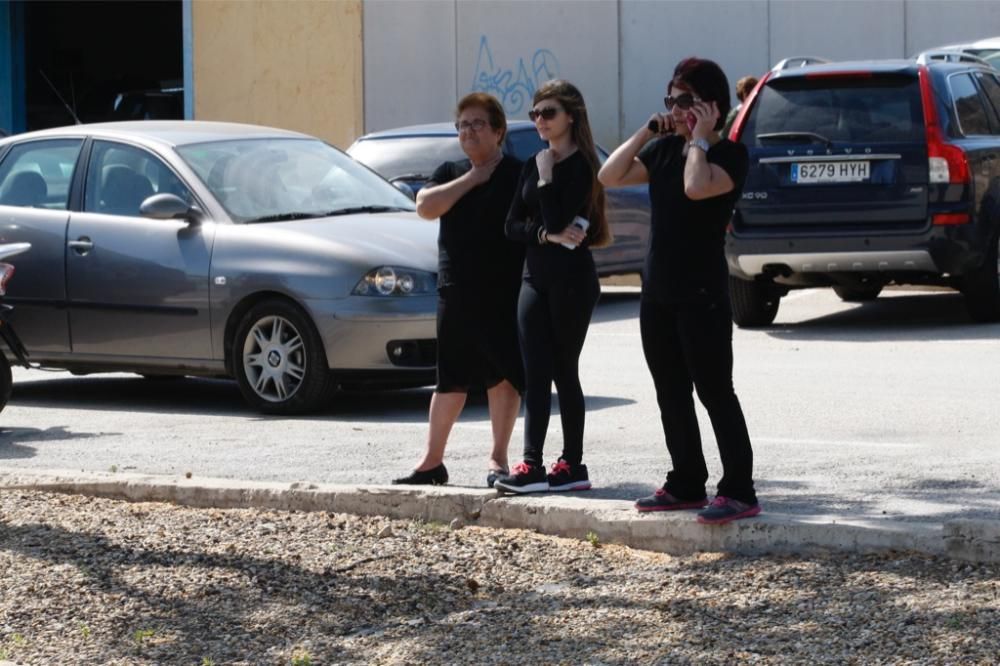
[690,101,720,141]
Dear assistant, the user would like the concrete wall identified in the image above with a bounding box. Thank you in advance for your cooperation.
[363,0,457,132]
[191,0,363,149]
[362,0,1000,148]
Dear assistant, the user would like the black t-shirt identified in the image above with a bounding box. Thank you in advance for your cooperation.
[505,150,596,287]
[429,154,524,293]
[638,136,749,303]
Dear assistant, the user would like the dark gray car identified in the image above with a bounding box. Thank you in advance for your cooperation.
[0,121,439,414]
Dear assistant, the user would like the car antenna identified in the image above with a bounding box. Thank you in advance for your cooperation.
[38,69,82,125]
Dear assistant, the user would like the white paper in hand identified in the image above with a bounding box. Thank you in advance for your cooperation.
[561,216,590,250]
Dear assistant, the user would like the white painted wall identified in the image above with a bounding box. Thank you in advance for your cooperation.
[362,0,457,134]
[363,0,1000,146]
[620,0,770,141]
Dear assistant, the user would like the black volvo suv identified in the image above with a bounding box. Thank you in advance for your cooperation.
[726,54,1000,326]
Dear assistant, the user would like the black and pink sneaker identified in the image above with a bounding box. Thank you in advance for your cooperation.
[696,496,762,524]
[546,459,591,492]
[635,487,709,512]
[494,462,549,494]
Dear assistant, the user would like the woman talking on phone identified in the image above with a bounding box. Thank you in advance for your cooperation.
[598,58,759,524]
[494,80,611,494]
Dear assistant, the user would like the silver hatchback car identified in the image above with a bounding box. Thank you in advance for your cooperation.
[0,121,439,414]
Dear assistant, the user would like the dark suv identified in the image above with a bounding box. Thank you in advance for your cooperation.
[726,54,1000,326]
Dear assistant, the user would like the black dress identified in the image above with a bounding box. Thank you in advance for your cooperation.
[429,154,525,393]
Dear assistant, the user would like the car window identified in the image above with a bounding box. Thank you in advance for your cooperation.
[950,73,992,136]
[0,139,82,209]
[178,138,415,223]
[974,72,1000,134]
[85,141,193,217]
[505,129,547,161]
[348,136,465,181]
[741,76,924,144]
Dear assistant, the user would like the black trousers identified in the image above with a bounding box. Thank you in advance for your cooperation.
[639,296,757,504]
[518,275,600,466]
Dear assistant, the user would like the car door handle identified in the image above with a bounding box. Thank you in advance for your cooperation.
[68,237,94,254]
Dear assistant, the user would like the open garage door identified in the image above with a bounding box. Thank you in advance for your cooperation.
[23,0,183,131]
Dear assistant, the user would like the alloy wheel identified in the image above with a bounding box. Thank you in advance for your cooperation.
[241,315,306,402]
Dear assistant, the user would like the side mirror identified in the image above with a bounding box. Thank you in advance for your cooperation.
[390,178,415,201]
[140,193,204,224]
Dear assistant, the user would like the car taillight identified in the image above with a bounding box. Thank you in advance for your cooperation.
[0,263,14,297]
[728,72,771,142]
[919,65,971,185]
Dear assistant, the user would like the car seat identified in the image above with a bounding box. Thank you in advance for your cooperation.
[0,171,48,207]
[100,165,154,216]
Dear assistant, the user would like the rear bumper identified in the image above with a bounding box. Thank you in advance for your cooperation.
[726,221,988,281]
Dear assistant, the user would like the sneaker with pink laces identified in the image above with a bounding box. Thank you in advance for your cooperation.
[546,459,591,492]
[696,496,762,524]
[493,461,549,494]
[634,487,709,512]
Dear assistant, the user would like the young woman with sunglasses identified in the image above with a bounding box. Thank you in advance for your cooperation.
[393,92,525,488]
[598,58,760,524]
[494,80,611,494]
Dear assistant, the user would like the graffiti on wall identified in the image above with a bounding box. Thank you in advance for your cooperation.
[470,35,560,114]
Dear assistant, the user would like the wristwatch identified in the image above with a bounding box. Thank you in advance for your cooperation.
[690,137,711,153]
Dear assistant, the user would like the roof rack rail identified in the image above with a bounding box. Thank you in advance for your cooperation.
[771,56,831,71]
[915,50,991,66]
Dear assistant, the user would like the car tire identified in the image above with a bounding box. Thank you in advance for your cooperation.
[833,284,883,302]
[729,276,780,327]
[232,299,330,415]
[961,234,1000,323]
[0,356,11,414]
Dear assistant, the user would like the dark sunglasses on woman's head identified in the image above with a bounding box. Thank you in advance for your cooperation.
[663,93,701,111]
[528,107,561,122]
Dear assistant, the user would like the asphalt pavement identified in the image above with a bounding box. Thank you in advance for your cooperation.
[1,286,999,534]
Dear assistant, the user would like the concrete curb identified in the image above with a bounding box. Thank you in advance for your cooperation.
[1,468,997,564]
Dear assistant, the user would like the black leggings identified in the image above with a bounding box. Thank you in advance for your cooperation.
[639,296,757,504]
[517,275,600,466]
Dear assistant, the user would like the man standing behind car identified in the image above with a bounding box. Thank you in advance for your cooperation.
[599,57,759,525]
[393,93,525,488]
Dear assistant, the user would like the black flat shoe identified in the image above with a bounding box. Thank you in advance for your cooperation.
[486,468,509,489]
[392,463,448,486]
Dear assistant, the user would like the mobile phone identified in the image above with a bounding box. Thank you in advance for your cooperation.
[647,119,673,134]
[561,216,589,250]
[685,113,697,133]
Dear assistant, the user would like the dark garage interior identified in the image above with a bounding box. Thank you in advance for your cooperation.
[22,0,183,131]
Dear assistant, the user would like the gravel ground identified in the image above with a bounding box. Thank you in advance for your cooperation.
[1,491,998,665]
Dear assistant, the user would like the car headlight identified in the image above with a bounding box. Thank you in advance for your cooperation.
[352,266,436,296]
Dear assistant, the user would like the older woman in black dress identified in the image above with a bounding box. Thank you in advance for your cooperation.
[392,92,525,487]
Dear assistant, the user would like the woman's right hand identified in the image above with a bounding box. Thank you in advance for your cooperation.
[645,113,674,137]
[466,152,503,186]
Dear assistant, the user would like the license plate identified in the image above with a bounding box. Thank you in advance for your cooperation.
[791,161,870,184]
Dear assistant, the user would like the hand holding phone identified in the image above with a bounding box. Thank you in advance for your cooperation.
[561,216,589,250]
[646,113,674,135]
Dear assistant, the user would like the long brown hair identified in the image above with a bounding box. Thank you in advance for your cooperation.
[532,80,611,248]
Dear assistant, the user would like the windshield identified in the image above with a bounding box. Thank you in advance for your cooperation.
[177,138,415,222]
[348,136,465,181]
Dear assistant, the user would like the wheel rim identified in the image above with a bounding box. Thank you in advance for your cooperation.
[242,315,306,403]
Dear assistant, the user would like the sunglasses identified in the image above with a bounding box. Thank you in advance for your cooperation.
[455,119,488,132]
[528,107,562,122]
[663,93,702,111]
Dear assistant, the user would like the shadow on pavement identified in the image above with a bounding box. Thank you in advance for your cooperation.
[0,426,110,460]
[8,374,634,423]
[768,291,1000,342]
